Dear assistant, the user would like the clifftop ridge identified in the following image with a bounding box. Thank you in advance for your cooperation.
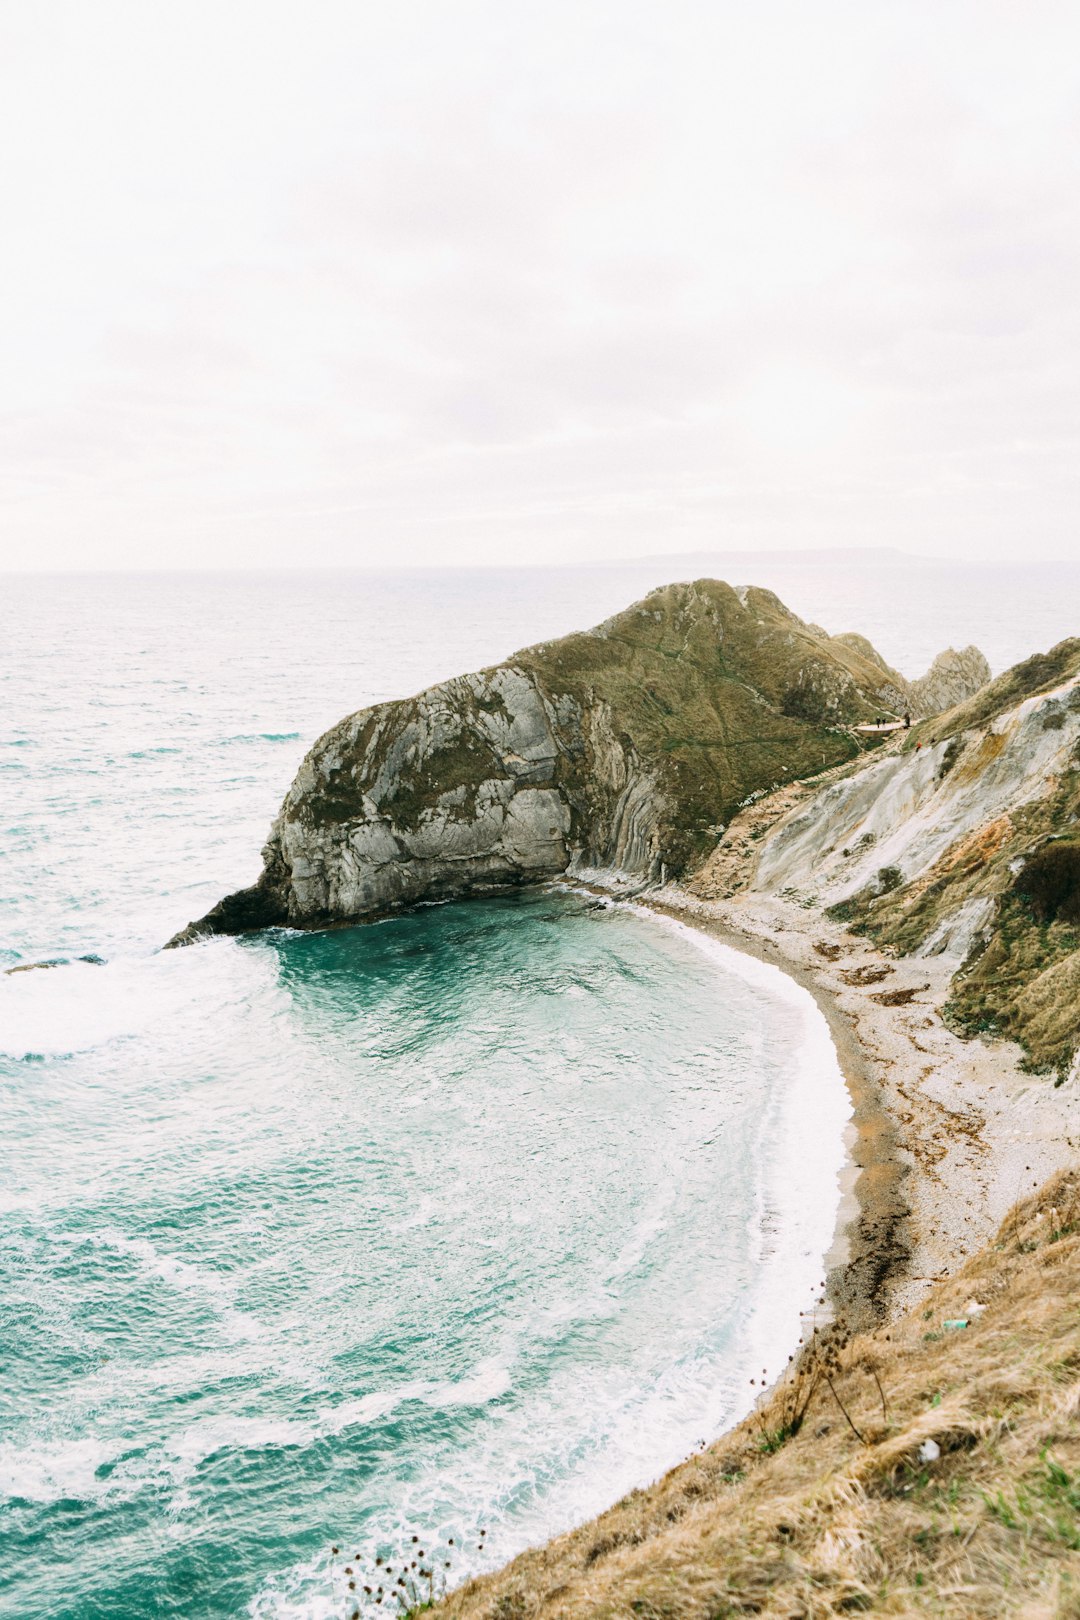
[171,579,987,945]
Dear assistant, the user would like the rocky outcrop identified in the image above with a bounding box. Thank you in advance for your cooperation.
[171,579,988,944]
[831,638,990,721]
[907,646,991,719]
[711,637,1080,1075]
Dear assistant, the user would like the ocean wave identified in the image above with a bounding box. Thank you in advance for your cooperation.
[77,1228,266,1344]
[636,906,852,1418]
[0,957,158,1058]
[0,1434,121,1505]
[0,948,220,1059]
[605,1185,676,1283]
[428,1356,512,1408]
[0,1377,442,1511]
[3,887,853,1619]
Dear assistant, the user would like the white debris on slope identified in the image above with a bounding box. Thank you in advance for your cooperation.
[754,674,1080,907]
[918,895,996,960]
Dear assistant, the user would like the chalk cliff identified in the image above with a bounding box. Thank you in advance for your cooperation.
[696,637,1080,1076]
[171,579,985,944]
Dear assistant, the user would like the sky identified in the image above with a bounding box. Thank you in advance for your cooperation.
[1,0,1078,571]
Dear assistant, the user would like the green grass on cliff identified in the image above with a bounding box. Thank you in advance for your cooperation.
[518,580,897,872]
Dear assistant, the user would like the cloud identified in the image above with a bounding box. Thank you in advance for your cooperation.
[1,0,1079,568]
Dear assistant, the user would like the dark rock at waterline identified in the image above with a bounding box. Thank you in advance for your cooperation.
[165,880,288,948]
[170,580,989,946]
[5,953,107,974]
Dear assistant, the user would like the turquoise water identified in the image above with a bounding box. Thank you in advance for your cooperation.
[1,892,847,1619]
[19,560,1066,1616]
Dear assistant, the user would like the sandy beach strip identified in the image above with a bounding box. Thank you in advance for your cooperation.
[641,882,1079,1326]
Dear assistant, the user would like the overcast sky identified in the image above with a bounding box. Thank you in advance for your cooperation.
[2,0,1078,570]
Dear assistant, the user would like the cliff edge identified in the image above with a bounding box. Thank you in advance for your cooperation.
[170,580,986,944]
[696,636,1080,1077]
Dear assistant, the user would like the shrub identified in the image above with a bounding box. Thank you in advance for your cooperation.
[1006,646,1075,703]
[780,682,828,724]
[1014,842,1080,925]
[939,738,962,777]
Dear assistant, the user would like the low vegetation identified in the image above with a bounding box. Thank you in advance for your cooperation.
[419,1171,1080,1619]
[1015,840,1080,927]
[517,581,893,872]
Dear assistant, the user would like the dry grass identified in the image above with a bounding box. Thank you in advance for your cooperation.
[435,1170,1080,1619]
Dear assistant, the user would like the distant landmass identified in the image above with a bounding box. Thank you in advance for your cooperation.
[595,545,947,571]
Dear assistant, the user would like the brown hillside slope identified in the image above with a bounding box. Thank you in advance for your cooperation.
[423,1172,1080,1620]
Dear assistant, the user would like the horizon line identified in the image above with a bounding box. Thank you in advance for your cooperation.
[3,548,1078,577]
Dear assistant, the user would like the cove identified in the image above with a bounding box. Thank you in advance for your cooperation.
[0,889,848,1620]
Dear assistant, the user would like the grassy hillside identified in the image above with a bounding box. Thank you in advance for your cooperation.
[519,580,905,872]
[412,1171,1080,1620]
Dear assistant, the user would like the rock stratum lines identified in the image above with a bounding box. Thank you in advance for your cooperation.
[171,579,988,946]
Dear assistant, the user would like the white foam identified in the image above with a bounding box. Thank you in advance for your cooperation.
[428,1357,512,1407]
[80,1228,266,1343]
[0,958,144,1057]
[0,950,207,1058]
[606,1184,675,1282]
[637,908,852,1414]
[166,1414,317,1473]
[0,1434,118,1504]
[0,1378,436,1513]
[391,1193,437,1232]
[0,935,272,1062]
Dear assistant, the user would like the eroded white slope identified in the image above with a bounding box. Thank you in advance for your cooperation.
[754,674,1080,911]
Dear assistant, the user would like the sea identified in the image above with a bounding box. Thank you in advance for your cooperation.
[1,558,1076,1619]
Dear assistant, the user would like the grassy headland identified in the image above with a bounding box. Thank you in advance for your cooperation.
[435,1171,1080,1620]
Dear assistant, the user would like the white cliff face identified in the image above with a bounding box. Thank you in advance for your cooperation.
[754,672,1080,910]
[918,895,996,961]
[261,664,668,926]
[573,701,666,876]
[173,579,994,945]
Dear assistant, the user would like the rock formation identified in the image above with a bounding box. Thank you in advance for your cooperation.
[699,637,1080,1076]
[170,579,988,944]
[907,645,991,718]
